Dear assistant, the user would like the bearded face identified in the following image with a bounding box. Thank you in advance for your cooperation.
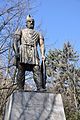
[27,19,34,29]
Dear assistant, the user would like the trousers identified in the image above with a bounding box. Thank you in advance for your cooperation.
[17,63,43,90]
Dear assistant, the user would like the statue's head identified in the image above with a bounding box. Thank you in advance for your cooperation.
[26,15,34,29]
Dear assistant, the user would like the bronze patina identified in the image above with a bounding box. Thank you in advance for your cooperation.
[13,15,46,91]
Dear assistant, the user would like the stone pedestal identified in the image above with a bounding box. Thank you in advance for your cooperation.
[4,91,66,120]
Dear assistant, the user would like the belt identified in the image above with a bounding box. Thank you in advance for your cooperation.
[23,44,34,47]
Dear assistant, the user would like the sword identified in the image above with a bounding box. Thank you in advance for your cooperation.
[41,59,46,89]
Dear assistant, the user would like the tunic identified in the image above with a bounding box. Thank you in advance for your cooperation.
[14,28,43,65]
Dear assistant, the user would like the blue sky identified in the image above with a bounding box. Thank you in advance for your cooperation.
[34,0,80,54]
[0,0,80,54]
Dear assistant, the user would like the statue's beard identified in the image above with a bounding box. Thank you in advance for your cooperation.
[27,24,34,29]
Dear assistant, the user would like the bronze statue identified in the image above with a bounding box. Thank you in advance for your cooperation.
[13,15,46,91]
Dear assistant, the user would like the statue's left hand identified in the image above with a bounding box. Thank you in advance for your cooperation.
[42,55,46,61]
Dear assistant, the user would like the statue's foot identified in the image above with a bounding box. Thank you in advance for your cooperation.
[37,88,47,92]
[17,86,24,91]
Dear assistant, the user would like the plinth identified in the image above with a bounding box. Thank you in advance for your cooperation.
[4,91,66,120]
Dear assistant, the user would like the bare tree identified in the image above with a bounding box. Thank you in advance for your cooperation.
[0,0,40,118]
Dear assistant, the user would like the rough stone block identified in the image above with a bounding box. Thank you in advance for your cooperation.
[4,91,66,120]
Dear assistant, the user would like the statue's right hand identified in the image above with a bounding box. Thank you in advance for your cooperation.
[15,53,20,58]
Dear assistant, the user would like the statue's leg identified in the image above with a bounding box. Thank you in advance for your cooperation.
[17,63,25,90]
[33,65,42,90]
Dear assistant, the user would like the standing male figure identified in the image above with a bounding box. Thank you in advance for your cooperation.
[13,15,46,91]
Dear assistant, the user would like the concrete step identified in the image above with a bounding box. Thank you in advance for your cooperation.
[4,91,66,120]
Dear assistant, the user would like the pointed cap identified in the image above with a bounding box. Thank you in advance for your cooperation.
[26,15,34,21]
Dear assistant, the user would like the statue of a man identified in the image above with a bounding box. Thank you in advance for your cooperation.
[13,15,46,91]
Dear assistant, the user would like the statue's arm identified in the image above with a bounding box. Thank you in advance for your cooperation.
[39,34,45,60]
[13,29,21,57]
